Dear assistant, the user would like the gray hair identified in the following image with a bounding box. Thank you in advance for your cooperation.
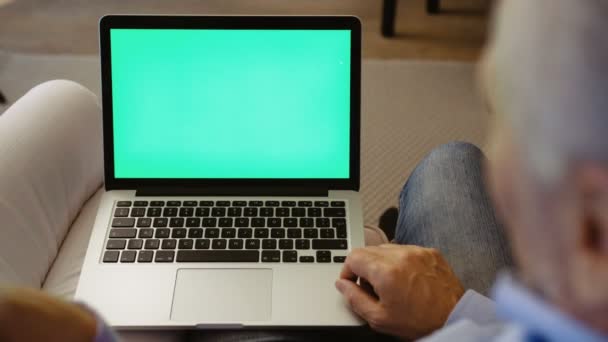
[485,0,608,185]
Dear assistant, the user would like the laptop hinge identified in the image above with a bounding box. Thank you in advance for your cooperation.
[135,186,329,197]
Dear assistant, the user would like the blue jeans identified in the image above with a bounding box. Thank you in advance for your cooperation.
[192,142,512,342]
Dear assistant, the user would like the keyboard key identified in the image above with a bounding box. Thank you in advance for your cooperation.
[199,201,214,206]
[179,208,194,217]
[291,208,306,217]
[106,239,126,250]
[331,201,346,207]
[308,208,322,217]
[186,218,201,227]
[127,239,143,250]
[276,208,289,217]
[248,201,263,207]
[284,218,297,227]
[265,201,279,207]
[176,250,259,262]
[147,207,162,217]
[278,239,293,250]
[178,239,194,249]
[283,250,298,262]
[195,239,210,249]
[334,256,346,263]
[281,201,296,207]
[303,229,318,238]
[315,218,329,227]
[221,228,236,238]
[116,201,132,207]
[268,218,281,227]
[229,239,244,249]
[298,201,312,207]
[136,218,152,228]
[287,229,302,238]
[109,229,137,238]
[216,201,230,207]
[244,208,258,217]
[144,239,160,249]
[103,251,120,263]
[332,218,347,228]
[320,229,335,239]
[245,239,260,249]
[299,256,314,263]
[314,201,329,207]
[205,228,220,238]
[252,218,265,227]
[139,228,154,238]
[172,228,187,239]
[150,201,165,207]
[227,207,242,217]
[219,218,233,227]
[120,250,136,263]
[212,239,227,249]
[316,251,331,263]
[137,250,154,263]
[300,218,314,227]
[188,228,204,238]
[183,201,197,207]
[232,201,247,207]
[324,208,346,217]
[195,207,210,217]
[155,229,170,238]
[254,229,269,238]
[260,208,273,217]
[202,218,217,227]
[155,251,175,262]
[163,207,178,217]
[167,201,181,206]
[130,208,146,217]
[161,239,177,249]
[212,208,226,217]
[170,218,185,228]
[238,228,253,238]
[262,250,280,262]
[235,218,249,227]
[295,239,310,249]
[262,239,276,249]
[271,229,285,238]
[153,218,168,228]
[313,239,347,250]
[112,218,135,228]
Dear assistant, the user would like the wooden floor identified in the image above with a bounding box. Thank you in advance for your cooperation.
[0,0,490,60]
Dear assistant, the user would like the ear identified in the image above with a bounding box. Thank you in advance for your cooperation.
[578,164,608,255]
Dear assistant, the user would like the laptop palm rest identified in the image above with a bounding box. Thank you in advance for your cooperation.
[171,269,273,323]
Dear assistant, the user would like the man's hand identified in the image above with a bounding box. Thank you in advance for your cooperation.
[0,287,97,342]
[336,244,465,340]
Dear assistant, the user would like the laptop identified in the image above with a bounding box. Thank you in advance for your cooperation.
[75,15,364,328]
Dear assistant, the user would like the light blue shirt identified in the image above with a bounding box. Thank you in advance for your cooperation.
[422,273,608,342]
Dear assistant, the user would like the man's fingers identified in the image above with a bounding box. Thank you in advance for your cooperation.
[339,248,384,282]
[335,279,381,322]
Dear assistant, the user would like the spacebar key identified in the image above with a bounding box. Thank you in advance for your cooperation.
[176,250,259,262]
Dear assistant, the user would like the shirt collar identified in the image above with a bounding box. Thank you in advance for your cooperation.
[492,273,608,342]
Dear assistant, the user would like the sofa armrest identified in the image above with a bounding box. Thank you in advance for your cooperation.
[0,80,103,287]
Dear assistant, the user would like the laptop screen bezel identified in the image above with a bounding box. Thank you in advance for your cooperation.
[99,15,361,191]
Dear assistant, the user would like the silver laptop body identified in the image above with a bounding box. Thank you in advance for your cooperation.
[76,15,364,329]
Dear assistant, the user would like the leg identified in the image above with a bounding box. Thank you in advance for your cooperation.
[394,142,513,295]
[381,0,397,37]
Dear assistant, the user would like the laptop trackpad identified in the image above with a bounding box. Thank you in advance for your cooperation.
[171,269,273,323]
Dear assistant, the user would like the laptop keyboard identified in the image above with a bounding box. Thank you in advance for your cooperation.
[102,200,349,264]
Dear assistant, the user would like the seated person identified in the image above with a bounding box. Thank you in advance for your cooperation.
[1,0,607,341]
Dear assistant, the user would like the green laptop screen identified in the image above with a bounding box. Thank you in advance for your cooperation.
[110,29,351,179]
